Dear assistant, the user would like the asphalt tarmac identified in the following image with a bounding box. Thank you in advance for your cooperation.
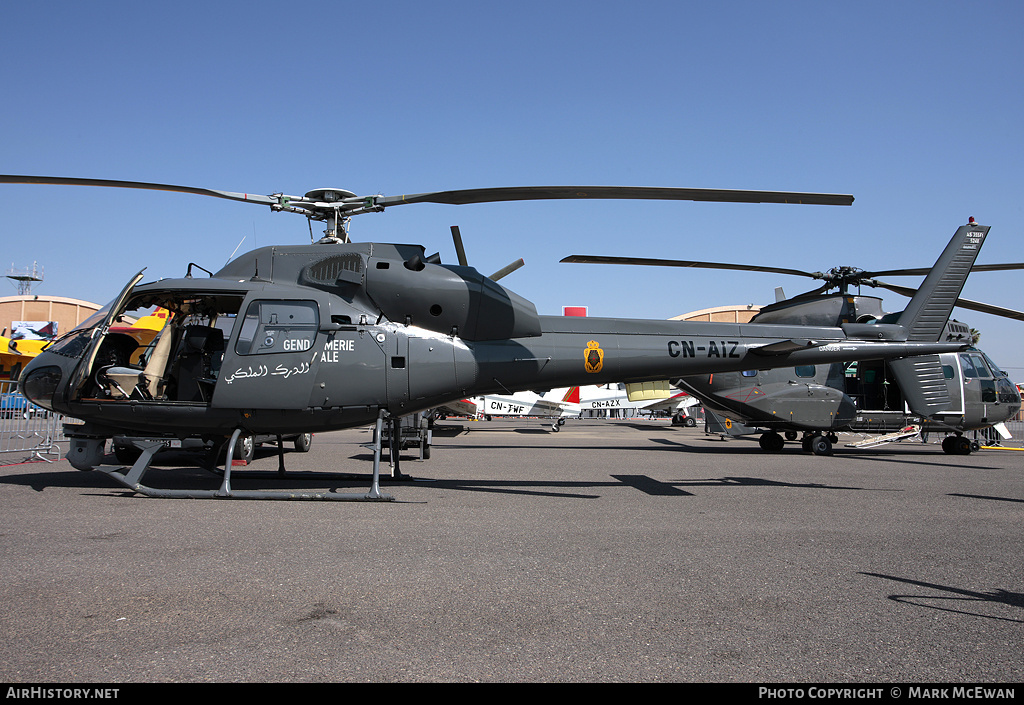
[0,418,1021,683]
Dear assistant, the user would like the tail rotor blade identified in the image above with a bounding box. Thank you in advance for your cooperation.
[490,258,525,282]
[450,225,469,266]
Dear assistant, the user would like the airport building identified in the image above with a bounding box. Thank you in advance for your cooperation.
[1,294,101,340]
[1,295,101,380]
[671,304,761,323]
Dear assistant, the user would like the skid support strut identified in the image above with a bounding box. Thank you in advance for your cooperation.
[97,416,394,501]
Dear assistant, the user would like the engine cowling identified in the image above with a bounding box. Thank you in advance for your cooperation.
[365,258,541,341]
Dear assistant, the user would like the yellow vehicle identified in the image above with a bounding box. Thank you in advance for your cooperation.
[1,308,170,381]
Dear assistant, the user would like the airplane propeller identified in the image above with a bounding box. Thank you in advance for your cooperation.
[560,254,1024,322]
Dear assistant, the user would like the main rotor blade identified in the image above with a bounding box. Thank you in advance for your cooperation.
[1,176,853,224]
[560,254,821,279]
[378,186,854,207]
[0,175,279,207]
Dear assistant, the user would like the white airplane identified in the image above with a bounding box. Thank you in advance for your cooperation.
[477,381,700,428]
[577,382,699,419]
[473,387,582,431]
[431,398,480,418]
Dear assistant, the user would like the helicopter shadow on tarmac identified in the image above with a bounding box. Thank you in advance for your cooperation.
[1,423,992,499]
[0,453,875,500]
[947,492,1024,505]
[648,432,1006,468]
[346,442,875,497]
[364,473,869,499]
[861,572,1024,624]
[0,461,120,494]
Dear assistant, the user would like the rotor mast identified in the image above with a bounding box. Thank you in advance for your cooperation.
[295,188,375,243]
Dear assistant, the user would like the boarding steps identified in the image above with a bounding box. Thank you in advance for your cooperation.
[844,425,921,448]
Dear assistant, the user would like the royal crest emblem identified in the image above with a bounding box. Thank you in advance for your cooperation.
[584,340,604,373]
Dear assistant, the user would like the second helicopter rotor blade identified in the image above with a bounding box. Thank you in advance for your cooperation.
[863,262,1024,278]
[560,254,822,279]
[872,280,1024,322]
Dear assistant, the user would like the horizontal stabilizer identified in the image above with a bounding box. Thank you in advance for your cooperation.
[704,409,757,436]
[749,339,819,356]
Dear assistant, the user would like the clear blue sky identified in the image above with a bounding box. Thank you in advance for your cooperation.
[3,1,1022,373]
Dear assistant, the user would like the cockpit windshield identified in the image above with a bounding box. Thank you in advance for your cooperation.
[44,297,119,358]
[960,352,992,379]
[981,351,1006,378]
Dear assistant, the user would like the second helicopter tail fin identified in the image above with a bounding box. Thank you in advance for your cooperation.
[896,220,990,342]
[883,221,989,417]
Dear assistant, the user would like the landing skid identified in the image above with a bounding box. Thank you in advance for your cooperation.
[96,413,395,501]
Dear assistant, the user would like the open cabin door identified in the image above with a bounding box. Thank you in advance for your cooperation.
[64,270,146,405]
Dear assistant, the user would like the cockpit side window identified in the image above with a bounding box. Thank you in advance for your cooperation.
[234,300,319,356]
[960,354,979,378]
[961,353,992,378]
[794,365,816,378]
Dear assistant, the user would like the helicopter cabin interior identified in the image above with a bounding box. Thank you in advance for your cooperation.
[79,292,247,405]
[846,350,1003,413]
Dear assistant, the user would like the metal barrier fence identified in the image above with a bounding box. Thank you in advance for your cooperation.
[0,380,68,462]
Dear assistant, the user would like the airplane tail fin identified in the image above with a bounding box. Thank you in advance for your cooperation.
[562,386,580,404]
[896,220,989,341]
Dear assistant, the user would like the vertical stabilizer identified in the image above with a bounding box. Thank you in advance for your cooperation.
[897,221,989,341]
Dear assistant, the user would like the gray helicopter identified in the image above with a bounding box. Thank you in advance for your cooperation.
[563,224,1023,455]
[3,175,981,499]
[674,321,1020,456]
